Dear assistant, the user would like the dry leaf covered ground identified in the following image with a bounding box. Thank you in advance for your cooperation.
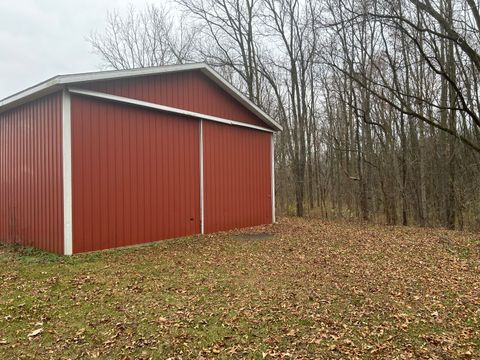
[0,217,479,359]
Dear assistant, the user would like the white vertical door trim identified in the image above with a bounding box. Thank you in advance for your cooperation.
[271,134,276,223]
[62,90,73,255]
[199,119,205,234]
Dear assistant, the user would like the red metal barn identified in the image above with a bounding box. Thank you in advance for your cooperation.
[0,64,282,254]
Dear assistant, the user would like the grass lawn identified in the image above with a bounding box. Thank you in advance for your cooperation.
[0,217,479,359]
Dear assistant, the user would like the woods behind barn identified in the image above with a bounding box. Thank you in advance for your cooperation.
[90,0,480,230]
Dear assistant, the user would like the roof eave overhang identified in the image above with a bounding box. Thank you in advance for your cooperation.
[0,79,63,113]
[0,63,283,132]
[198,65,282,132]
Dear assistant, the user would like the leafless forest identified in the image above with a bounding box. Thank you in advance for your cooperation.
[89,0,480,230]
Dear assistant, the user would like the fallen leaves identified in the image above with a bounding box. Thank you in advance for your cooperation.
[0,217,479,358]
[286,329,296,337]
[27,328,43,338]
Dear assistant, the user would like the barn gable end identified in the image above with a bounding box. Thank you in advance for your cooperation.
[75,70,269,129]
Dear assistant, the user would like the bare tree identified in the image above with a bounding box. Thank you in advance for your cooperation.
[89,0,480,230]
[256,0,319,217]
[176,0,263,103]
[89,4,196,69]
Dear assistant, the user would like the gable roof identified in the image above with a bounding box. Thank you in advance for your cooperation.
[0,63,282,131]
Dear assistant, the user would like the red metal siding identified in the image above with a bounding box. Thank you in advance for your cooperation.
[0,93,64,254]
[203,121,272,233]
[71,95,200,253]
[79,70,270,129]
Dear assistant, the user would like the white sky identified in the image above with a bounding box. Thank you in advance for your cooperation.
[0,0,162,99]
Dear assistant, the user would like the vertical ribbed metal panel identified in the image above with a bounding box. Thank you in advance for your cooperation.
[203,121,272,233]
[0,93,64,254]
[71,95,200,253]
[80,70,269,128]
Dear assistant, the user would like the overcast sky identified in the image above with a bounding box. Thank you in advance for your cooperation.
[0,1,160,99]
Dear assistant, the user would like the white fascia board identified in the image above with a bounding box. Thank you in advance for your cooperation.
[0,64,206,110]
[0,79,62,111]
[62,90,73,255]
[58,63,207,85]
[68,88,275,133]
[0,63,282,132]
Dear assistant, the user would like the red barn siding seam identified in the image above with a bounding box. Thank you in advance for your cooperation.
[0,93,64,254]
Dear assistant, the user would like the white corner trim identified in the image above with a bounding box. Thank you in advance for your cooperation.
[271,134,276,223]
[62,90,73,255]
[199,120,205,234]
[68,88,275,133]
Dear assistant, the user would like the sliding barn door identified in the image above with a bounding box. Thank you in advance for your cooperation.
[202,121,272,233]
[71,95,200,253]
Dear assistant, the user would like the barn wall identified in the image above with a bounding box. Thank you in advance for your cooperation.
[71,95,200,253]
[79,70,270,129]
[0,93,64,254]
[203,121,272,233]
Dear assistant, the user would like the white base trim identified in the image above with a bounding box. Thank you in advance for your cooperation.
[62,90,73,255]
[68,88,275,133]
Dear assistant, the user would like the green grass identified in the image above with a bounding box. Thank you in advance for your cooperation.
[1,218,479,358]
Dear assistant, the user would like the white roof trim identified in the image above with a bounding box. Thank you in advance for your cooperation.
[199,65,282,131]
[0,63,282,131]
[68,88,275,133]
